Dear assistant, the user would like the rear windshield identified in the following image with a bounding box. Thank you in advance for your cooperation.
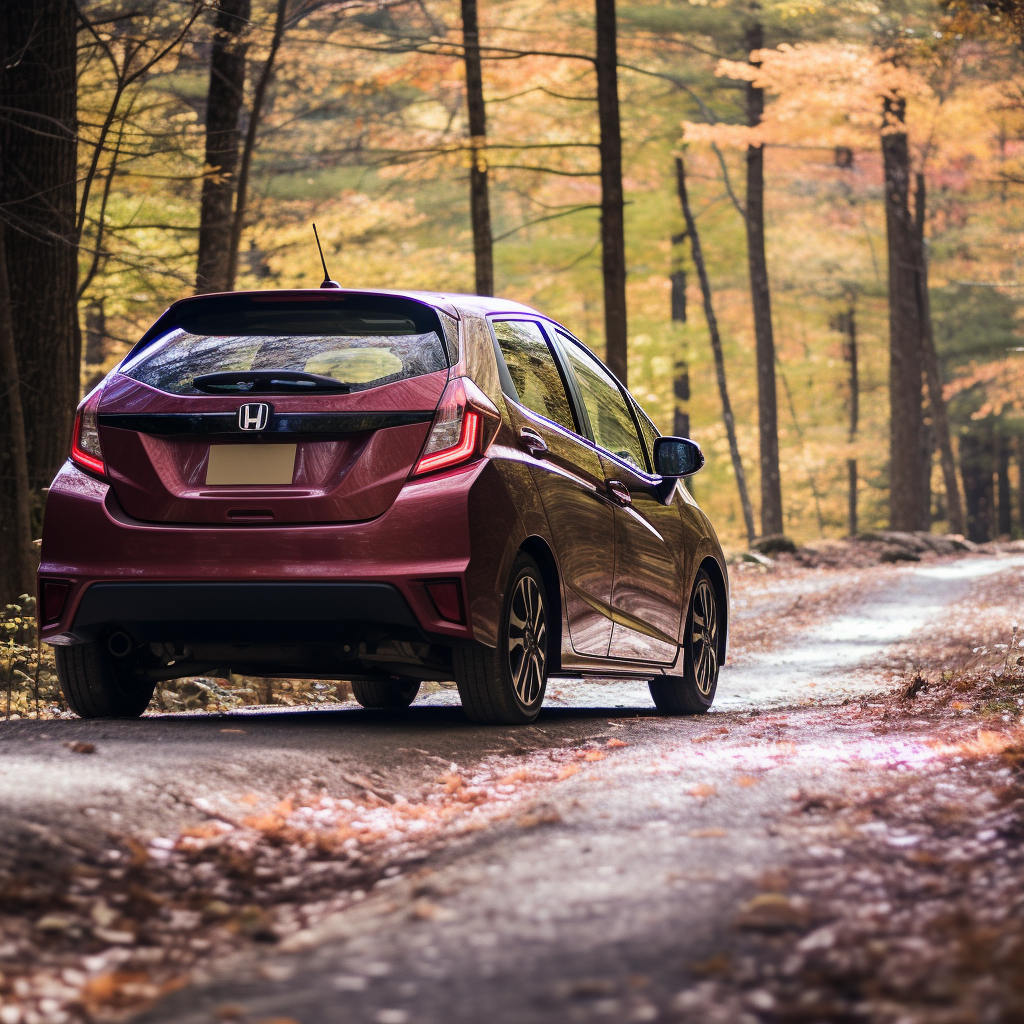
[121,305,449,396]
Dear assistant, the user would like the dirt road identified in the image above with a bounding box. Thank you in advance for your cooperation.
[2,553,1024,1024]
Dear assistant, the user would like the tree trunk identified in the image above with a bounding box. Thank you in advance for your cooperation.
[997,432,1012,538]
[960,429,993,544]
[1018,436,1024,539]
[675,156,756,544]
[0,226,35,602]
[196,0,250,295]
[881,95,928,530]
[838,305,859,537]
[461,0,494,297]
[743,16,783,538]
[0,0,79,600]
[227,0,286,291]
[85,301,106,366]
[595,0,628,384]
[914,173,964,535]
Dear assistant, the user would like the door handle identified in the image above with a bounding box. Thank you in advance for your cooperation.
[519,427,548,457]
[606,479,632,506]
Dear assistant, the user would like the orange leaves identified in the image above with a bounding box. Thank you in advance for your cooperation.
[584,750,606,762]
[82,971,188,1014]
[606,738,628,749]
[689,783,718,799]
[557,763,581,781]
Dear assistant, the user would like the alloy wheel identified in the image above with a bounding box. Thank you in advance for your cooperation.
[507,574,547,706]
[690,578,718,696]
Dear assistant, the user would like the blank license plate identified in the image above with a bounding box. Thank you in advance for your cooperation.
[206,444,296,485]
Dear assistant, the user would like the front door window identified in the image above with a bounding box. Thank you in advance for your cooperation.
[559,340,647,470]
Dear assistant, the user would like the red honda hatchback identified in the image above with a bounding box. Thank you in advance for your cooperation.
[39,288,727,725]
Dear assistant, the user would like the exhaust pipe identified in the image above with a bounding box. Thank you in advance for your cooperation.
[107,631,133,658]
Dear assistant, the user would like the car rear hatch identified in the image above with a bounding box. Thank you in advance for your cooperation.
[95,293,454,524]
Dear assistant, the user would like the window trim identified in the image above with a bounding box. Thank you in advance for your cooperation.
[487,316,582,436]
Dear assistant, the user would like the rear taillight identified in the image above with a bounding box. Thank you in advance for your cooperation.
[413,376,498,477]
[70,387,106,477]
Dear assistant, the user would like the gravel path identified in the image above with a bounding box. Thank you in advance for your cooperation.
[2,554,1023,1024]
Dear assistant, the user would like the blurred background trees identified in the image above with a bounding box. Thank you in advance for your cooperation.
[2,0,1024,599]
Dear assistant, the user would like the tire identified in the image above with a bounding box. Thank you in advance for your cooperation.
[351,679,420,709]
[55,641,156,719]
[649,568,721,715]
[453,552,549,725]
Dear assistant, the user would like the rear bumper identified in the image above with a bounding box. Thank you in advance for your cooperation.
[39,456,523,647]
[67,581,418,644]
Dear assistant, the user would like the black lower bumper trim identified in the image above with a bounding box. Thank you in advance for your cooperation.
[70,581,420,643]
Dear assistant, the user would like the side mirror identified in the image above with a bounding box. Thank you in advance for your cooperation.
[653,436,704,478]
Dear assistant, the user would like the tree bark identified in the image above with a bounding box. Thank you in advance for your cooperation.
[0,225,35,602]
[227,0,286,291]
[997,432,1012,538]
[0,0,79,602]
[196,0,250,295]
[960,428,993,544]
[881,95,928,531]
[675,156,756,544]
[743,16,783,538]
[595,0,628,384]
[913,173,964,536]
[461,0,494,297]
[838,305,859,537]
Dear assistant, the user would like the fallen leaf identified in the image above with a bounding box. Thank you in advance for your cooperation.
[557,764,581,780]
[584,750,605,762]
[554,978,616,999]
[606,738,628,748]
[690,828,728,838]
[66,741,95,754]
[220,728,245,734]
[735,776,759,787]
[735,893,810,932]
[689,783,717,799]
[518,804,561,827]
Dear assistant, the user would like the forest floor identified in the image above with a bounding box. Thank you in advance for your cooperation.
[1,550,1024,1024]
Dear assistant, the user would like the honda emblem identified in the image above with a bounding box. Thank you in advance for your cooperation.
[238,402,270,431]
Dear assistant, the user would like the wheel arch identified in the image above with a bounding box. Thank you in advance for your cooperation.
[697,555,729,663]
[519,535,563,673]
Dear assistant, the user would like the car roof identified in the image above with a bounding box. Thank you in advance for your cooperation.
[162,287,550,323]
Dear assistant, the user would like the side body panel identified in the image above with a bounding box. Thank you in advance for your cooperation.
[504,402,616,658]
[601,454,686,663]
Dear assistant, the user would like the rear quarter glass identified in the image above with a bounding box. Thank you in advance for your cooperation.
[120,304,450,397]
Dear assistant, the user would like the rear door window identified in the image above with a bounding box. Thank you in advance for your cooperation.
[491,319,576,433]
[559,339,648,471]
[121,305,449,396]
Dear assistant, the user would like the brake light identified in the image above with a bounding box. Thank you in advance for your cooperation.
[70,388,106,476]
[413,376,495,477]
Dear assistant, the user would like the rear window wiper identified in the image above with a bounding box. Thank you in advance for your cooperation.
[192,370,351,394]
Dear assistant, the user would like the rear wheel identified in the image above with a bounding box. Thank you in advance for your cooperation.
[351,680,420,709]
[55,641,156,719]
[648,568,721,715]
[453,553,548,725]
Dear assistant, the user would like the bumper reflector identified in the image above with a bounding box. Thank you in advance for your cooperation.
[42,581,70,626]
[425,580,465,624]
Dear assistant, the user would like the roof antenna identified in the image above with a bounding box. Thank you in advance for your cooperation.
[312,223,340,289]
